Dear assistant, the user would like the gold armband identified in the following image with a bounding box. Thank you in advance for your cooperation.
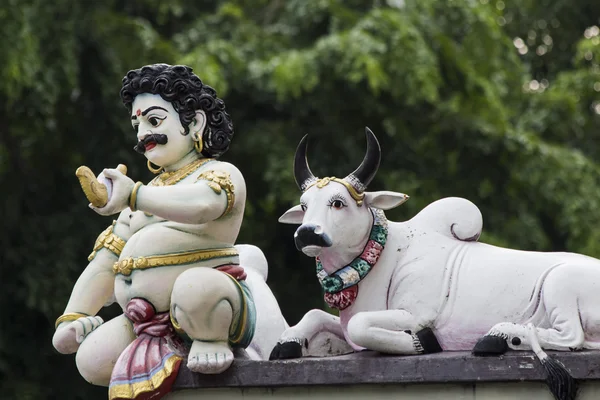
[55,312,88,329]
[197,170,235,217]
[88,221,126,261]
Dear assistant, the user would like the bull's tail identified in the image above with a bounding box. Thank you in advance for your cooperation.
[521,265,561,326]
[527,323,578,400]
[409,197,483,242]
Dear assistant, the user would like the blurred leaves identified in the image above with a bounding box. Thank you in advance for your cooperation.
[1,0,600,398]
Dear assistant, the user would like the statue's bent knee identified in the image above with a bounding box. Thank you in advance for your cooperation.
[74,315,134,387]
[171,267,255,346]
[76,339,113,386]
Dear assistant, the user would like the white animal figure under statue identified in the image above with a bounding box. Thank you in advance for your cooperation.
[271,127,598,400]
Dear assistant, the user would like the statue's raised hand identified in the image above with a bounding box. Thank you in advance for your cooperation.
[52,316,104,354]
[89,167,135,216]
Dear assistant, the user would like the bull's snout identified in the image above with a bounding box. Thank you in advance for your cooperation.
[294,224,332,251]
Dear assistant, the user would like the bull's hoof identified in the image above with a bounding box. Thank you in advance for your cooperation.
[416,328,443,354]
[269,341,303,360]
[472,335,508,356]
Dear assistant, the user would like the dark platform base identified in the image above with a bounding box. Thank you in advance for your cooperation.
[173,350,599,390]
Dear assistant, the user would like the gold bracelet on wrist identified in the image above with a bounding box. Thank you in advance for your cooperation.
[55,312,89,329]
[129,181,143,212]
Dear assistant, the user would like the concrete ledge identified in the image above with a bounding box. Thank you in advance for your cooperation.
[167,383,600,400]
[173,350,600,389]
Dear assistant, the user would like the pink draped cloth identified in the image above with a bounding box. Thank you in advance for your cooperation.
[108,265,247,400]
[108,298,183,400]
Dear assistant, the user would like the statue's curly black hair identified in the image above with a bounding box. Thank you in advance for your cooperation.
[120,63,234,158]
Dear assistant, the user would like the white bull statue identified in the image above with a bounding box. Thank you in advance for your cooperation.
[271,127,600,400]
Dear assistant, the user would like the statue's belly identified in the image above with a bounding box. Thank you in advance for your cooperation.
[114,253,239,312]
[114,224,238,312]
[114,264,190,312]
[122,224,228,258]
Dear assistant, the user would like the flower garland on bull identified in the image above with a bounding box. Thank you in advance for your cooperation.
[316,207,388,310]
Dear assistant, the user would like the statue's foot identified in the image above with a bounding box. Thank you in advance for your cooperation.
[187,340,233,374]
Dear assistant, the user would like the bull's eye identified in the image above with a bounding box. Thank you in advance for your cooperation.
[331,200,345,209]
[328,195,347,210]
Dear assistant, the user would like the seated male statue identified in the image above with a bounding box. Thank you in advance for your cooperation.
[52,64,287,400]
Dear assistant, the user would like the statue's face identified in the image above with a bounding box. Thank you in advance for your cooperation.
[130,93,195,167]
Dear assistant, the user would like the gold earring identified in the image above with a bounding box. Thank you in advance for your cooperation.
[147,160,163,174]
[193,132,203,154]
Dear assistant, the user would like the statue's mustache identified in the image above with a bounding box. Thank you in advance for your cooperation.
[133,133,169,154]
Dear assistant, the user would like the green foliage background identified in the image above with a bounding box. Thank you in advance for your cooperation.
[0,0,599,398]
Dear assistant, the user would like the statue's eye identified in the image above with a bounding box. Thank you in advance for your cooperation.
[331,200,345,210]
[148,116,165,127]
[301,204,307,212]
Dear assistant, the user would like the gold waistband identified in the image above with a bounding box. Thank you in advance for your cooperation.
[113,247,239,276]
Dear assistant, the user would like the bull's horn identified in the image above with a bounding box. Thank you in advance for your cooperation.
[294,134,317,191]
[345,127,381,192]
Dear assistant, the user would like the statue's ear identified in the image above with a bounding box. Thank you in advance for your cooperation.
[278,205,305,224]
[191,110,207,137]
[364,191,409,210]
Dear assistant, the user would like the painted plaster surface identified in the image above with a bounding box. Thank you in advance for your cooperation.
[277,129,600,359]
[52,64,288,400]
[275,128,600,400]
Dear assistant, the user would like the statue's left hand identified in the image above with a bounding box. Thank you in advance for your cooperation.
[89,167,135,216]
[53,316,104,354]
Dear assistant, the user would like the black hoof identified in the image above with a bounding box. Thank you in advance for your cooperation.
[416,328,443,354]
[472,335,508,356]
[269,341,303,360]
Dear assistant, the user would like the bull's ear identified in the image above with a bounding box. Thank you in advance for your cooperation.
[364,191,409,210]
[278,204,305,224]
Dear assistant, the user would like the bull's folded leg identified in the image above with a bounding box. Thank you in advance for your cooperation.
[478,312,586,353]
[270,309,346,360]
[75,314,135,386]
[171,267,242,374]
[347,310,440,354]
[476,271,588,355]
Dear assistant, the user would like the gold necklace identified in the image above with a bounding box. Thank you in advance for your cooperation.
[148,158,214,187]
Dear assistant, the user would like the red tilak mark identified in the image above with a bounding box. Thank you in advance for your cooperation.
[136,109,141,116]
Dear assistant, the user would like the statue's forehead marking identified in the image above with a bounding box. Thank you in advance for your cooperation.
[136,109,142,116]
